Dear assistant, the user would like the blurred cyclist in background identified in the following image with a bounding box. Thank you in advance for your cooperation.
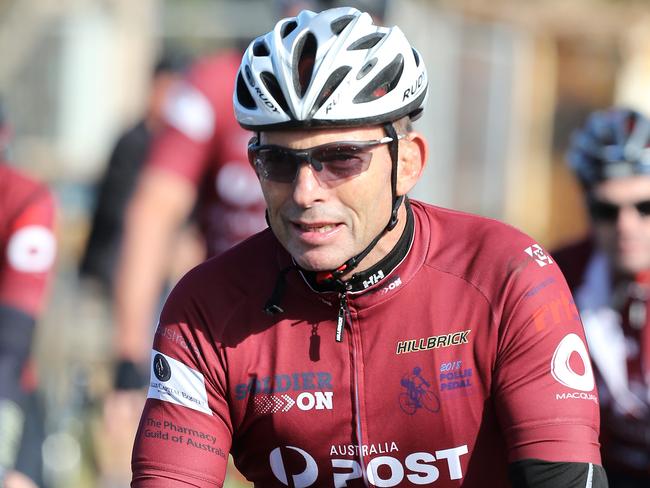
[554,107,650,487]
[0,100,57,488]
[109,0,325,414]
[79,50,191,296]
[112,2,375,486]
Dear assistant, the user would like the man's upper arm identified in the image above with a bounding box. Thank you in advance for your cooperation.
[131,282,233,486]
[492,242,602,465]
[0,186,56,315]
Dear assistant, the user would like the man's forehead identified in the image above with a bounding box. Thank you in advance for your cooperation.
[260,125,385,146]
[593,174,650,201]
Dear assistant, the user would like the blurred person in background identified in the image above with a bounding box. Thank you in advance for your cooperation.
[110,2,368,486]
[110,46,267,398]
[79,50,191,297]
[103,31,271,488]
[0,100,57,488]
[554,107,650,488]
[78,49,196,487]
[131,7,606,487]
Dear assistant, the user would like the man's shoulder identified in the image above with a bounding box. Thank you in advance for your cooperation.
[412,200,557,293]
[0,163,54,215]
[413,199,538,257]
[175,228,282,296]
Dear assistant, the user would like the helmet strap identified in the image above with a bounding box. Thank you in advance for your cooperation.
[383,122,402,230]
[314,122,404,286]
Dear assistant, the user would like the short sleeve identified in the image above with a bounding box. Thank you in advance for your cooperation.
[492,242,602,464]
[0,186,56,315]
[131,276,233,486]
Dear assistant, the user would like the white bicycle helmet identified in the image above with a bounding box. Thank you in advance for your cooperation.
[234,7,428,130]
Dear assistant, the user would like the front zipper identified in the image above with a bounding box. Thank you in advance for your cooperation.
[348,301,370,486]
[335,291,368,484]
[335,292,349,342]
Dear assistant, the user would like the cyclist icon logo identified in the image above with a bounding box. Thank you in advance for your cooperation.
[399,367,441,415]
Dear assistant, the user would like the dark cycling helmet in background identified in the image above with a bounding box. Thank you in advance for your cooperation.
[567,107,650,188]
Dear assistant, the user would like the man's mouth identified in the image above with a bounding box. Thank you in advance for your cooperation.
[298,223,337,233]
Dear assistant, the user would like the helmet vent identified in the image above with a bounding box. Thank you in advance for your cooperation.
[331,15,355,35]
[357,58,377,80]
[236,71,257,109]
[309,66,352,117]
[261,71,291,115]
[412,48,421,67]
[353,54,404,103]
[293,33,317,97]
[281,19,298,39]
[348,33,385,51]
[253,40,270,57]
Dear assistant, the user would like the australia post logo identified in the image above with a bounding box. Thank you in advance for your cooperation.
[235,371,334,414]
[269,443,469,487]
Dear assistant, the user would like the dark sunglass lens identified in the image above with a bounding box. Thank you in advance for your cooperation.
[312,144,372,180]
[589,201,619,221]
[634,200,650,217]
[256,148,299,183]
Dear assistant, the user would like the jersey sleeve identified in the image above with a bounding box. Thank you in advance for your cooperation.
[0,185,56,315]
[492,240,602,464]
[131,272,234,487]
[145,81,216,185]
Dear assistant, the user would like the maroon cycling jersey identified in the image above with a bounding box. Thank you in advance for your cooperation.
[132,200,601,487]
[0,163,56,315]
[146,51,266,257]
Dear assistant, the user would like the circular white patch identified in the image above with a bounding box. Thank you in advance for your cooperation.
[551,333,595,392]
[7,225,56,273]
[216,162,263,206]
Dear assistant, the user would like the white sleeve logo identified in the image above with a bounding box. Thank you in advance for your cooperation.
[551,333,595,392]
[524,244,554,267]
[147,350,212,415]
[7,225,56,273]
[163,82,215,142]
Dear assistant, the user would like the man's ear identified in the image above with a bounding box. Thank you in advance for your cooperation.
[396,132,428,196]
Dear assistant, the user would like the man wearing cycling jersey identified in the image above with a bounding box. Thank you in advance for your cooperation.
[0,102,57,488]
[132,7,607,487]
[553,107,650,487]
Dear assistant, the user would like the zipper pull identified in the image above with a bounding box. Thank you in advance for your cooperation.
[336,293,348,342]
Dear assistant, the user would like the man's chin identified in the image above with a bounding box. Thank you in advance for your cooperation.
[293,253,346,273]
[617,255,650,277]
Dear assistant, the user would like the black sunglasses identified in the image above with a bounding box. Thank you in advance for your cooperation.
[248,136,403,185]
[588,198,650,222]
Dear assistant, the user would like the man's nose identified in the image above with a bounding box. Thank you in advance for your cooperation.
[291,162,325,206]
[617,205,644,231]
